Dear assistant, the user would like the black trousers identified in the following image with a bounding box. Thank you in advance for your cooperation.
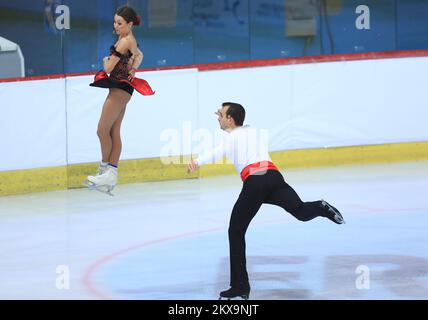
[228,170,327,289]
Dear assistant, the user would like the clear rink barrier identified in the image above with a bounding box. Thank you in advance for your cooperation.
[0,0,427,79]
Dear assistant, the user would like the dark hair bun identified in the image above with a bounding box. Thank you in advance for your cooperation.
[116,6,141,27]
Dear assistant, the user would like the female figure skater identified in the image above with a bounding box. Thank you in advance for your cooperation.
[85,5,154,195]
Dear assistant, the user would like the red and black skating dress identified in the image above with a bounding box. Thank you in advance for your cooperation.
[90,45,155,96]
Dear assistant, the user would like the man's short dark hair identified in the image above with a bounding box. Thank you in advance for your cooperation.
[222,102,245,126]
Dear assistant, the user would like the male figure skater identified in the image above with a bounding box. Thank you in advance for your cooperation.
[187,102,345,300]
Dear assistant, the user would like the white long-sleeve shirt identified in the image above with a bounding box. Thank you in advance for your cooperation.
[195,125,272,174]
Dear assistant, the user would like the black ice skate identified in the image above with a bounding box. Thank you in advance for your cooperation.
[219,287,250,300]
[321,200,345,224]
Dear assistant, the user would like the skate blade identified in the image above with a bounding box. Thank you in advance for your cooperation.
[84,179,96,190]
[94,186,114,196]
[218,295,249,300]
[331,209,345,224]
[84,180,114,196]
[334,214,346,224]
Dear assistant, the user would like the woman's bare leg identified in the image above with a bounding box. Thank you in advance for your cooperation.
[97,88,131,164]
[108,106,126,166]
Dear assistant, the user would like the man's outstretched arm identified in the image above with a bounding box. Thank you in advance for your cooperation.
[187,142,227,173]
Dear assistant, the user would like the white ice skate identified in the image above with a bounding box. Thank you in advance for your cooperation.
[84,166,117,196]
[97,163,108,176]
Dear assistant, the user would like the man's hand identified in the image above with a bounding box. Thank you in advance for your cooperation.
[187,159,199,173]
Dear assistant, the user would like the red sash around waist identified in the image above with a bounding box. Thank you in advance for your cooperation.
[240,161,279,182]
